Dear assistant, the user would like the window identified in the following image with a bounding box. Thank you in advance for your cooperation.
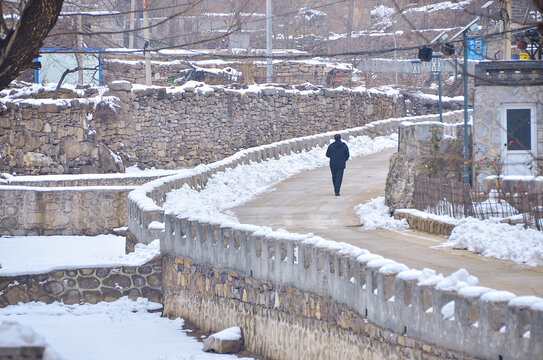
[506,108,531,151]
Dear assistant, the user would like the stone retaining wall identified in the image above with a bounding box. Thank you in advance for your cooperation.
[99,84,405,170]
[0,83,405,176]
[0,186,133,236]
[393,211,455,236]
[385,121,472,211]
[103,58,354,88]
[160,216,541,360]
[163,255,474,360]
[0,346,44,360]
[0,256,162,307]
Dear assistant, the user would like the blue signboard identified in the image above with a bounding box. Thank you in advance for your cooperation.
[467,36,484,60]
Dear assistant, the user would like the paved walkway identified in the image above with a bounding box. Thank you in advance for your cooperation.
[233,150,543,297]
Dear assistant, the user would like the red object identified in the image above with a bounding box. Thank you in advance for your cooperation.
[517,40,527,50]
[145,0,148,6]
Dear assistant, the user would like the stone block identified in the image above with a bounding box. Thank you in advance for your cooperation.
[82,290,101,304]
[102,274,131,289]
[203,327,244,354]
[0,346,45,360]
[101,287,122,301]
[77,277,100,289]
[43,281,64,295]
[62,289,82,305]
[109,81,133,91]
[141,286,162,303]
[132,275,146,287]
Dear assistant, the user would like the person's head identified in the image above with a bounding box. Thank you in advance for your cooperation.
[334,134,341,142]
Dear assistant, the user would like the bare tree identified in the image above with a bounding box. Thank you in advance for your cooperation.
[0,0,65,90]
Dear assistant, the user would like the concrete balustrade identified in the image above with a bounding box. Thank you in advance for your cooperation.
[161,212,541,359]
[124,110,543,359]
[127,111,465,246]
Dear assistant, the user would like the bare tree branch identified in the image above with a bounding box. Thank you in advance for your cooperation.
[0,1,10,35]
[49,0,205,38]
[54,65,99,99]
[0,0,64,90]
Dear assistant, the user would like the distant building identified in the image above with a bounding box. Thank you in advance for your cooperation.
[473,61,543,186]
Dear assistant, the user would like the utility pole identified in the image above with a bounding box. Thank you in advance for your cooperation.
[76,14,83,84]
[346,0,354,51]
[463,31,469,185]
[129,0,135,48]
[266,0,273,83]
[502,0,512,60]
[143,0,152,86]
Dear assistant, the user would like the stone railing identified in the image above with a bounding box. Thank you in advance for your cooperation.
[127,111,464,246]
[161,216,542,359]
[128,111,542,359]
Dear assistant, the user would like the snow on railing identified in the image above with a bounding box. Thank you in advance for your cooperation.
[126,111,464,245]
[162,216,542,359]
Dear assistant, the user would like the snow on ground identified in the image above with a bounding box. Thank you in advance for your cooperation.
[353,200,543,266]
[163,134,398,222]
[354,197,408,230]
[0,236,159,276]
[443,218,543,266]
[0,297,253,360]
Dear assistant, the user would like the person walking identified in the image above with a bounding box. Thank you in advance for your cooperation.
[326,134,350,196]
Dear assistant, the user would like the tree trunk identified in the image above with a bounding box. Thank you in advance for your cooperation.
[0,0,64,90]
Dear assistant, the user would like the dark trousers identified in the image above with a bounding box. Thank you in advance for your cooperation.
[330,167,344,195]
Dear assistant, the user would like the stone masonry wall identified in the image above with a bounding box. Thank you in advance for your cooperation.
[0,256,162,307]
[163,255,474,360]
[385,121,471,211]
[0,98,123,176]
[95,84,405,169]
[0,83,405,176]
[159,216,542,360]
[103,58,354,88]
[0,186,133,236]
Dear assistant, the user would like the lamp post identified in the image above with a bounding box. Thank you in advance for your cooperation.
[462,31,470,185]
[430,52,443,123]
[411,58,421,76]
[448,17,479,185]
[266,0,273,83]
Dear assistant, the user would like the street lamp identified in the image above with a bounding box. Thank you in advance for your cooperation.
[411,59,421,76]
[430,52,443,123]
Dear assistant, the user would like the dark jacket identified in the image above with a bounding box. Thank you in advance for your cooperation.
[326,140,350,169]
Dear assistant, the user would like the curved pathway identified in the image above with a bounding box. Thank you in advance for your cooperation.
[233,149,543,297]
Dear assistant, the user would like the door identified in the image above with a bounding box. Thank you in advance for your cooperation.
[502,105,537,176]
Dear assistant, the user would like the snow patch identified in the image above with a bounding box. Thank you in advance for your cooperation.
[354,197,409,230]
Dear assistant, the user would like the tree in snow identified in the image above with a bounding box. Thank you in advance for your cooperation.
[0,0,64,90]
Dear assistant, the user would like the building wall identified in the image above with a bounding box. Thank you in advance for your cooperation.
[473,85,543,184]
